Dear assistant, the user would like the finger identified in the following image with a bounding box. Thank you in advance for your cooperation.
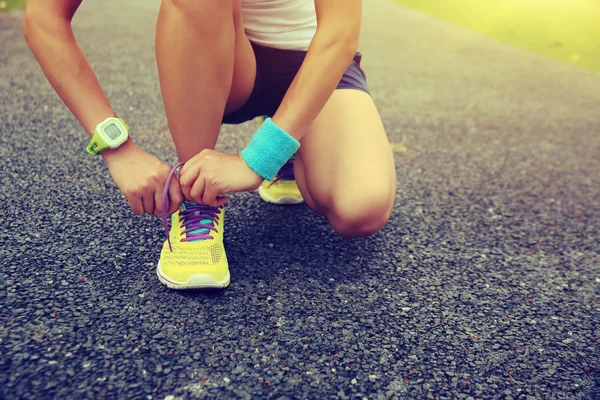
[142,194,155,216]
[189,176,206,204]
[215,196,229,207]
[202,178,222,207]
[179,163,201,201]
[168,178,184,214]
[127,193,144,216]
[153,187,163,217]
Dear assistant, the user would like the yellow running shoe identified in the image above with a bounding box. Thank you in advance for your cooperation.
[258,157,304,205]
[157,164,229,289]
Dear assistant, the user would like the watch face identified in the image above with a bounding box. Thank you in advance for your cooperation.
[105,123,122,140]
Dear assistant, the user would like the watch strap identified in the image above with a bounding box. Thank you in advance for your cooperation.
[118,118,130,131]
[86,131,110,155]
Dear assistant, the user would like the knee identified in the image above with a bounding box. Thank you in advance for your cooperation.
[161,0,232,26]
[327,191,394,238]
[162,0,196,12]
[163,0,220,10]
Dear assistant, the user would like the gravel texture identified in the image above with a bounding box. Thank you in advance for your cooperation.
[1,0,599,399]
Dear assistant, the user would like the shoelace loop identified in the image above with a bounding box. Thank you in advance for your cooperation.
[161,163,220,252]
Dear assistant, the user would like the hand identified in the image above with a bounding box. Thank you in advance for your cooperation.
[103,140,184,216]
[179,149,264,207]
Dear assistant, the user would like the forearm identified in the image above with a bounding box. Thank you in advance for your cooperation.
[271,28,359,140]
[23,12,116,136]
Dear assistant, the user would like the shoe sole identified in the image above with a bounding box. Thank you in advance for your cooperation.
[156,262,230,290]
[258,186,304,205]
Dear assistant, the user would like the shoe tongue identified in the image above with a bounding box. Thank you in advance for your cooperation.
[182,201,214,242]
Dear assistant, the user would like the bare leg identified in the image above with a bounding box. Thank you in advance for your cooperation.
[295,90,397,238]
[156,0,256,163]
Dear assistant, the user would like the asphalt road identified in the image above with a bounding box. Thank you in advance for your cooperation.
[1,0,599,398]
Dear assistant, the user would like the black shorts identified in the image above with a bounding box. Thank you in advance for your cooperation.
[222,41,370,125]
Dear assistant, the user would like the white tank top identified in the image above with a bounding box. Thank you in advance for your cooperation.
[241,0,317,51]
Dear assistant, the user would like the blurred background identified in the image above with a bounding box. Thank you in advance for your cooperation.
[1,1,599,399]
[395,0,600,73]
[3,0,599,73]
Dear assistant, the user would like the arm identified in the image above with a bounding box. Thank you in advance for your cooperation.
[23,0,118,142]
[23,0,182,215]
[272,0,362,138]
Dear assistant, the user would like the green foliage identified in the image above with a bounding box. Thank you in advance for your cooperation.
[0,0,26,12]
[395,0,600,73]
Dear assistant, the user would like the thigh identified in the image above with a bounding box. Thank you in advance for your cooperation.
[296,90,396,216]
[225,0,257,115]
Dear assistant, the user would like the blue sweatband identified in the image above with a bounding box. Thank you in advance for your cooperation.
[240,118,300,180]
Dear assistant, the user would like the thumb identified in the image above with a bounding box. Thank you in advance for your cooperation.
[215,196,228,207]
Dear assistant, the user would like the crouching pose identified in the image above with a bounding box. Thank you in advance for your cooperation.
[24,0,396,290]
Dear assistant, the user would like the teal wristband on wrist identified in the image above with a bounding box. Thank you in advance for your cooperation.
[240,118,300,180]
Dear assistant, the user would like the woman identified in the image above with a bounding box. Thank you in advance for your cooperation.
[23,0,396,290]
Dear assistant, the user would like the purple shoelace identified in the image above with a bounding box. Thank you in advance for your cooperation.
[161,163,221,252]
[268,158,295,187]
